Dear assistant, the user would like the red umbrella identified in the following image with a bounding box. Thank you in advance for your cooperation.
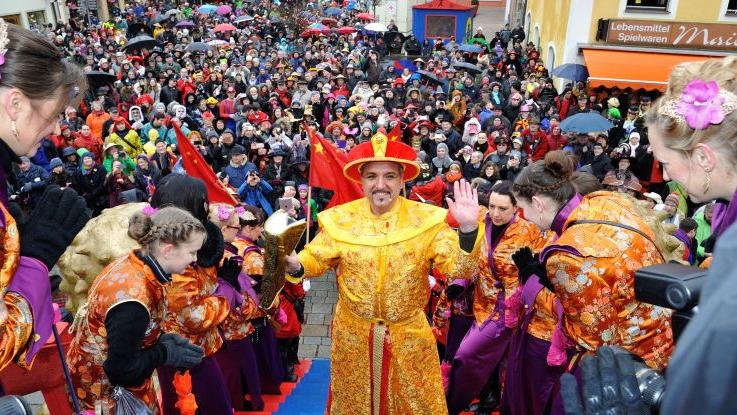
[300,28,321,38]
[356,12,375,21]
[321,17,338,26]
[213,23,237,33]
[336,26,357,35]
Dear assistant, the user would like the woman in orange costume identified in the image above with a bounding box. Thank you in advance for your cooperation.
[209,203,265,411]
[510,151,674,414]
[0,20,90,374]
[231,205,287,395]
[445,181,549,415]
[67,206,206,412]
[151,175,234,415]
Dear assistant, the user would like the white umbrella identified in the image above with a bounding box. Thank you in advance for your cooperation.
[364,22,388,32]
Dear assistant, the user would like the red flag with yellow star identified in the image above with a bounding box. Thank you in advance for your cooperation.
[387,121,402,141]
[173,123,238,205]
[306,125,363,208]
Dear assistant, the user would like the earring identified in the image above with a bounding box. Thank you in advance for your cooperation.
[10,121,18,140]
[704,170,711,194]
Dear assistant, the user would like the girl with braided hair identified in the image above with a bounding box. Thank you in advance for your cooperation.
[502,150,674,415]
[67,206,207,413]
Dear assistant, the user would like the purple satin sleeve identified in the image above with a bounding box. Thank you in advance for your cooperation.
[7,256,53,366]
[237,273,259,302]
[215,279,244,309]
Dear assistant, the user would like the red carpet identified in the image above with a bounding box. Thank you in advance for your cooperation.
[235,360,312,415]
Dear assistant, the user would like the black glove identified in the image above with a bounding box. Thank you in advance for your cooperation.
[445,284,466,301]
[14,186,90,270]
[561,346,650,415]
[701,234,716,254]
[196,220,224,268]
[511,247,553,291]
[159,333,204,369]
[218,256,242,291]
[50,274,62,293]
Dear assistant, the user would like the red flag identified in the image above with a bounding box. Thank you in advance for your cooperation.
[387,122,402,142]
[173,123,237,205]
[305,125,363,208]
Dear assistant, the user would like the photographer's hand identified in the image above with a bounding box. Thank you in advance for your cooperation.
[561,346,649,415]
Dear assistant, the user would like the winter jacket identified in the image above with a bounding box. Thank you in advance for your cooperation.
[237,179,274,215]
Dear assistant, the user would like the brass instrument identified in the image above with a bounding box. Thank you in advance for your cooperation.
[260,210,307,310]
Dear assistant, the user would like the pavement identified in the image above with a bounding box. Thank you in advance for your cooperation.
[297,271,337,360]
[472,5,507,35]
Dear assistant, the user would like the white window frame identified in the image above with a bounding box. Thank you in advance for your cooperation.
[719,0,737,21]
[619,0,679,20]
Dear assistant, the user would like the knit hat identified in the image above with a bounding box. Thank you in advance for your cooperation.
[608,107,621,119]
[298,184,308,191]
[665,193,680,206]
[19,156,30,164]
[81,151,94,160]
[50,157,63,169]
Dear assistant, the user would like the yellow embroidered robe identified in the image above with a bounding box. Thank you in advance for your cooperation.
[298,197,480,415]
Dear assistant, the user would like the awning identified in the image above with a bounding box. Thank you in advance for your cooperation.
[582,48,717,91]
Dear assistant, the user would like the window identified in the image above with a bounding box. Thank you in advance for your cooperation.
[26,10,47,29]
[425,15,456,39]
[625,0,669,11]
[728,0,737,15]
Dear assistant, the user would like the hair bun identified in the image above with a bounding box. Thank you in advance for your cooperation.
[543,150,575,180]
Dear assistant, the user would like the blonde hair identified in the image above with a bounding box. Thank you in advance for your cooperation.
[128,206,205,250]
[647,56,737,161]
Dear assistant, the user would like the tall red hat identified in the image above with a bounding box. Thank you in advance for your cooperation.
[343,132,420,183]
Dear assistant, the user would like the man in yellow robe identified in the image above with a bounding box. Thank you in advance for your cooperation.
[286,133,481,414]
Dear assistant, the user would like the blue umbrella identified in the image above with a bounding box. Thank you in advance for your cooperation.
[393,59,417,75]
[308,22,328,31]
[551,63,589,81]
[559,112,613,134]
[459,44,482,53]
[325,7,342,16]
[198,4,218,14]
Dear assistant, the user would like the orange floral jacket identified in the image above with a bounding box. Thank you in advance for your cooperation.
[544,191,674,369]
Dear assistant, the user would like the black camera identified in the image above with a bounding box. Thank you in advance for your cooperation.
[635,263,707,341]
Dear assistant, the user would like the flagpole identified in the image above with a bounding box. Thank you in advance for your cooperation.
[306,185,312,243]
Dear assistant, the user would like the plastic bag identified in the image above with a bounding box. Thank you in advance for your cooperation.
[112,386,154,415]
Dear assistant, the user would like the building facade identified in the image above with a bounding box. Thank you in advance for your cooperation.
[524,0,737,90]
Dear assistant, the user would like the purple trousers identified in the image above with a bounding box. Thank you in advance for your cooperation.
[446,316,511,415]
[250,319,285,395]
[501,333,568,415]
[214,337,264,410]
[444,313,474,362]
[157,355,232,415]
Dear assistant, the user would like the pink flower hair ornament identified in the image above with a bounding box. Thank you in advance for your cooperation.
[217,204,233,221]
[0,19,8,80]
[658,79,737,130]
[142,205,158,217]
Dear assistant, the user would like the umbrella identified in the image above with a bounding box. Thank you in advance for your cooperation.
[175,20,195,28]
[393,59,417,75]
[85,71,116,88]
[308,22,328,31]
[151,14,169,24]
[469,37,491,51]
[126,22,151,38]
[124,35,159,52]
[213,23,237,33]
[417,70,442,85]
[185,42,212,52]
[452,62,482,74]
[216,5,232,15]
[459,44,482,53]
[198,4,218,14]
[364,22,388,32]
[559,112,614,134]
[336,26,357,35]
[207,39,228,46]
[234,15,254,23]
[300,28,322,38]
[325,7,342,16]
[356,12,374,21]
[321,17,338,26]
[551,63,589,81]
[165,9,180,16]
